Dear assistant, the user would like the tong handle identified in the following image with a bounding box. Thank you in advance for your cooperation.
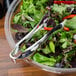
[16,22,65,59]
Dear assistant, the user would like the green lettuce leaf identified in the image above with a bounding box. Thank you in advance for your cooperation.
[52,4,67,15]
[33,53,56,66]
[42,45,51,54]
[49,41,55,53]
[65,16,76,30]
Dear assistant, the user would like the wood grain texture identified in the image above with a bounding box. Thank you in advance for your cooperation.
[0,16,76,76]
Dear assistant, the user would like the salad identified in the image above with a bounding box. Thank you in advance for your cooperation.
[12,0,76,68]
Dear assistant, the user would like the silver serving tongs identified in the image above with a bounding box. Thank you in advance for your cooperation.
[10,19,67,62]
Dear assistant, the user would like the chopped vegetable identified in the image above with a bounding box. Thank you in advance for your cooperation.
[65,16,76,29]
[52,4,67,15]
[44,27,53,31]
[63,14,76,20]
[49,41,55,53]
[62,42,68,49]
[33,53,56,66]
[15,32,26,40]
[46,6,51,10]
[73,34,76,40]
[54,1,76,4]
[42,45,51,54]
[21,45,26,52]
[63,27,70,31]
[74,40,76,44]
